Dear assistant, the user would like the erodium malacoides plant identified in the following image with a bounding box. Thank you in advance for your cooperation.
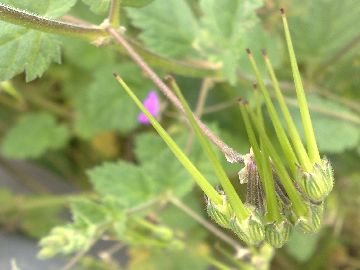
[114,9,334,248]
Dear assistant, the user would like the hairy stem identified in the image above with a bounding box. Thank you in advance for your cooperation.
[0,3,106,40]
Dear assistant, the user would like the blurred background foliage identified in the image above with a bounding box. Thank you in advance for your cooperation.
[0,0,359,269]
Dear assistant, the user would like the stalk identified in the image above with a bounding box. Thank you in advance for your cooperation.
[167,76,249,221]
[246,49,298,176]
[262,51,312,171]
[280,8,321,163]
[114,74,222,205]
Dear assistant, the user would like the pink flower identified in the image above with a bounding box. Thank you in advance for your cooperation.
[138,91,160,124]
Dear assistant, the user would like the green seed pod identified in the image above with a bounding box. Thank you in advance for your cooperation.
[265,218,292,248]
[297,158,334,202]
[229,206,265,245]
[206,194,233,228]
[297,203,324,233]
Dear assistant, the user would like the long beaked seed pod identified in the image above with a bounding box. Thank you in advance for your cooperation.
[229,205,265,245]
[296,203,324,233]
[265,218,292,248]
[206,193,233,228]
[297,158,334,202]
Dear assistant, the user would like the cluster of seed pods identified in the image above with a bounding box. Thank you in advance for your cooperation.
[206,9,334,248]
[116,9,334,250]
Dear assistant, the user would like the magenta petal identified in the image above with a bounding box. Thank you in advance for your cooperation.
[138,91,160,124]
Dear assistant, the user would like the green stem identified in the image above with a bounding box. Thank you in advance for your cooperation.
[262,52,312,171]
[280,9,321,163]
[0,3,106,40]
[0,81,23,102]
[239,101,280,222]
[167,76,248,221]
[108,0,121,27]
[245,105,307,217]
[246,50,298,176]
[114,74,222,205]
[0,193,95,215]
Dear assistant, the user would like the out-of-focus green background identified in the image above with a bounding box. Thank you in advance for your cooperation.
[0,0,359,269]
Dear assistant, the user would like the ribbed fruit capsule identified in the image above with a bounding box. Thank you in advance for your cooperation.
[206,194,233,228]
[229,206,265,245]
[265,218,292,248]
[297,203,324,233]
[297,158,334,202]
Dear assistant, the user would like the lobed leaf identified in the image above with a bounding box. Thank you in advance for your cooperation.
[0,0,77,81]
[1,112,70,159]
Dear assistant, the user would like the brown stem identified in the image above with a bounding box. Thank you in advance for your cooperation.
[169,197,248,255]
[107,27,243,163]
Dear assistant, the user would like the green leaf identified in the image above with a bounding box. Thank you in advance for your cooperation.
[82,0,154,13]
[128,247,209,270]
[135,133,195,198]
[286,229,322,262]
[288,95,360,153]
[289,0,360,73]
[0,0,77,81]
[81,0,110,14]
[123,0,154,8]
[71,199,110,227]
[1,112,70,159]
[198,0,264,83]
[126,0,200,58]
[74,63,151,138]
[61,37,116,71]
[88,161,155,207]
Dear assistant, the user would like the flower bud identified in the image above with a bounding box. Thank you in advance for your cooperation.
[229,206,265,245]
[297,203,324,233]
[206,194,233,228]
[297,158,334,202]
[265,218,292,248]
[38,226,92,259]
